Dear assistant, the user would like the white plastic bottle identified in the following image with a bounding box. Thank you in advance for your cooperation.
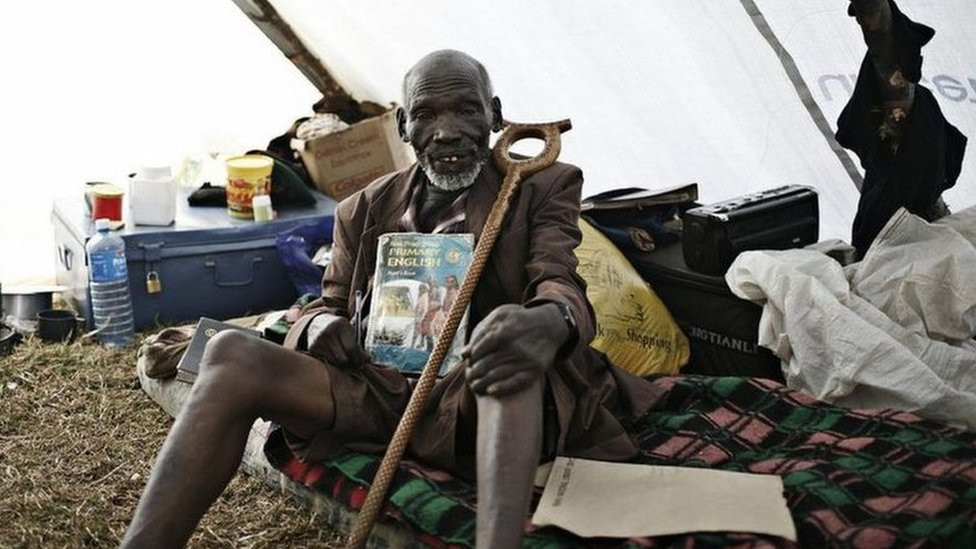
[86,218,135,347]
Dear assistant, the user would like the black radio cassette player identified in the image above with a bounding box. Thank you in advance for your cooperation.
[682,185,819,275]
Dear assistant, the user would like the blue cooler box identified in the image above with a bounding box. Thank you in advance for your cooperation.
[52,190,335,330]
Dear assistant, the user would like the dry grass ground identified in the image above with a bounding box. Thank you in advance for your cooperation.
[0,335,343,548]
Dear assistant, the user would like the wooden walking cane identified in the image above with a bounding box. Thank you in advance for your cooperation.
[346,118,573,549]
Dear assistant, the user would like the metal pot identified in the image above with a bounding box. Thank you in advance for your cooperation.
[2,288,55,321]
[2,287,68,336]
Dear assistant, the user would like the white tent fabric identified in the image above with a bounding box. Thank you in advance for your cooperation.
[0,1,320,282]
[275,0,976,243]
[4,2,973,282]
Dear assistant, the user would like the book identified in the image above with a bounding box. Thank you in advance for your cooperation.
[175,317,262,384]
[365,233,474,376]
[580,183,699,211]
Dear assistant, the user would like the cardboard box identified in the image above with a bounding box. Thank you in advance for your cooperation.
[292,109,415,201]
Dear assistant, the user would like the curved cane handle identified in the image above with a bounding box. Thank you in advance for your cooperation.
[492,119,573,178]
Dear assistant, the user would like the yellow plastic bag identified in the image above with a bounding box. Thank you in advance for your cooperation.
[576,219,690,376]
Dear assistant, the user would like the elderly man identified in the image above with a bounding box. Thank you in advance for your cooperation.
[122,49,660,548]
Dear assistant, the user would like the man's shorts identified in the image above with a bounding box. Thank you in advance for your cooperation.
[264,350,662,479]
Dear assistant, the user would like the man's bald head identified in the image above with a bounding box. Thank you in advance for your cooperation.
[396,50,502,191]
[401,49,493,109]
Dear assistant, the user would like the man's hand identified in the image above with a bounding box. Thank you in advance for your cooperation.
[463,303,570,397]
[307,314,370,368]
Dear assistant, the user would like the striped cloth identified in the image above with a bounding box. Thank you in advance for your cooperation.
[266,376,976,548]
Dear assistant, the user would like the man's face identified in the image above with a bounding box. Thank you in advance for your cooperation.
[399,59,497,190]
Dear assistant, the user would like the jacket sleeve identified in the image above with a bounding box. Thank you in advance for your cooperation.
[522,164,596,351]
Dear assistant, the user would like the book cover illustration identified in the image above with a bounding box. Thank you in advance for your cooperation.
[365,232,474,376]
[176,317,261,384]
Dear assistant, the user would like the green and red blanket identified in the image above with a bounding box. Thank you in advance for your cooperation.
[265,376,976,547]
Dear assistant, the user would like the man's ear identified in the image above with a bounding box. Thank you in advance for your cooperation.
[490,97,503,132]
[396,106,410,143]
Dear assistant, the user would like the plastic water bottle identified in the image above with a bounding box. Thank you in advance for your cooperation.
[86,218,135,347]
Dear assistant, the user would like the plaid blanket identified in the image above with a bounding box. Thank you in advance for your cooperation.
[265,376,976,547]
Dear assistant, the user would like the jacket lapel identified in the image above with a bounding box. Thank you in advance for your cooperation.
[464,160,503,242]
[370,163,420,236]
[465,159,516,312]
[351,164,419,313]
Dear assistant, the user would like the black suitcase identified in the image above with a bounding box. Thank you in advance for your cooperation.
[629,242,784,380]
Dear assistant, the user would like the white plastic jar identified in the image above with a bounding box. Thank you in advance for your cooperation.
[129,165,176,226]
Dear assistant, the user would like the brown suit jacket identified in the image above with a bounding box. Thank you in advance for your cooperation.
[286,158,661,470]
[292,159,595,343]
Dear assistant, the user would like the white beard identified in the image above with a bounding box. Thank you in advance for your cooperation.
[419,157,485,191]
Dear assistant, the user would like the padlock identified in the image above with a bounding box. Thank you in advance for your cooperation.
[146,270,162,294]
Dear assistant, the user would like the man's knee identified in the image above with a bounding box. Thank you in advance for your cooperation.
[473,375,544,412]
[196,330,269,388]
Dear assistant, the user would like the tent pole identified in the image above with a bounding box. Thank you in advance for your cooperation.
[738,0,865,191]
[229,0,376,123]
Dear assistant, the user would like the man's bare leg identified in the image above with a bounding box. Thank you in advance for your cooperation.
[475,378,544,548]
[121,331,336,548]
